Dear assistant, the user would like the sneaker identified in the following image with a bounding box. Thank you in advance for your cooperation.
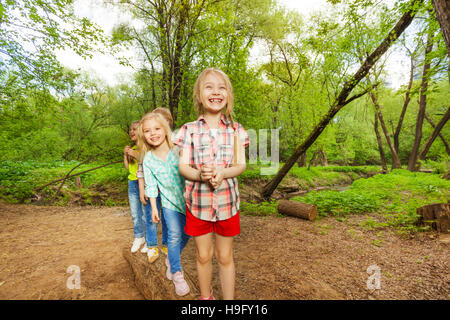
[147,247,159,263]
[131,237,145,253]
[200,291,215,300]
[172,271,190,296]
[141,244,149,253]
[161,246,168,255]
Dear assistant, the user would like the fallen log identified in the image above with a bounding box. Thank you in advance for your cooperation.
[278,200,317,221]
[417,203,449,233]
[122,248,199,300]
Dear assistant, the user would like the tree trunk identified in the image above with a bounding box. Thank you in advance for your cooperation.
[370,91,402,169]
[417,203,450,233]
[424,111,450,155]
[374,111,388,172]
[432,0,450,58]
[297,153,307,167]
[418,106,450,160]
[394,56,415,154]
[261,0,421,198]
[123,248,200,300]
[408,27,434,171]
[277,200,317,221]
[170,0,189,124]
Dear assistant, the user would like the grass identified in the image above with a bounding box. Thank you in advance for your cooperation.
[1,160,448,234]
[0,160,127,205]
[291,169,449,233]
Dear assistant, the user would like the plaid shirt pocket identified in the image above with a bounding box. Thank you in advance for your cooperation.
[195,144,212,165]
[218,144,233,164]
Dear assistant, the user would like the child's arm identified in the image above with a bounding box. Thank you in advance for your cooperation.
[210,141,246,189]
[178,149,214,182]
[123,146,130,170]
[138,178,148,205]
[149,197,159,223]
[136,163,148,205]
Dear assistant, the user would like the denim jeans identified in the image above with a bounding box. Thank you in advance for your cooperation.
[144,195,168,248]
[162,207,190,274]
[128,179,145,238]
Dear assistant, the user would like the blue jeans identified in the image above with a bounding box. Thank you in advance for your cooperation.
[144,195,168,248]
[128,180,145,238]
[162,207,190,273]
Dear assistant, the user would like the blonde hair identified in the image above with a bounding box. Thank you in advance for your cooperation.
[193,67,235,128]
[127,120,140,163]
[137,112,173,163]
[152,107,173,129]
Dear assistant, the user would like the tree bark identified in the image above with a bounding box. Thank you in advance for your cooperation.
[432,0,450,58]
[424,111,450,155]
[417,203,450,233]
[394,56,415,154]
[278,200,317,221]
[123,248,200,300]
[418,106,450,160]
[261,0,422,198]
[408,27,434,171]
[170,0,189,123]
[370,91,402,169]
[374,111,388,172]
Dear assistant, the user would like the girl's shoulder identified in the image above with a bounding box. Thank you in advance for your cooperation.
[142,150,153,163]
[170,146,181,159]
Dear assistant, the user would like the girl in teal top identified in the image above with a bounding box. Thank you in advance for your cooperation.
[138,111,191,297]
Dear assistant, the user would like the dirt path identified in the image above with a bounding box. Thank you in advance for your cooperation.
[0,201,448,300]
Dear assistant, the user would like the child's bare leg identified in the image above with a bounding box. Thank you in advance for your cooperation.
[215,234,235,300]
[194,233,214,299]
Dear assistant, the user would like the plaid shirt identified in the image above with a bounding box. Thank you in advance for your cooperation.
[142,147,186,215]
[173,114,249,222]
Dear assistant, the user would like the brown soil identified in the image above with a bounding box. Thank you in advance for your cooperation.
[0,201,448,300]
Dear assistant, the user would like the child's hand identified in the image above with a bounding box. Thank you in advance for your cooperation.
[127,148,138,159]
[124,146,130,154]
[200,164,215,182]
[210,168,224,189]
[152,208,160,223]
[140,194,148,205]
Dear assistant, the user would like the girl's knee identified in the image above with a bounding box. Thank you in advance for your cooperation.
[215,249,233,266]
[196,246,214,265]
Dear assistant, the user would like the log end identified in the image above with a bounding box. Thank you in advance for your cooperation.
[278,199,318,221]
[123,247,200,300]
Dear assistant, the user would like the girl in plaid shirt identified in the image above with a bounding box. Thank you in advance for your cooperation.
[175,68,249,300]
[137,111,191,296]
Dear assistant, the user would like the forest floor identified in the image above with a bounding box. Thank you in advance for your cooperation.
[0,200,448,300]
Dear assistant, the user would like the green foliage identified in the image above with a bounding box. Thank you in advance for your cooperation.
[0,0,104,90]
[240,201,280,217]
[0,160,127,205]
[294,169,449,232]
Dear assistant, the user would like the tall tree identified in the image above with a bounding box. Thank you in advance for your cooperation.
[0,0,103,90]
[432,0,450,57]
[262,0,423,198]
[407,24,434,171]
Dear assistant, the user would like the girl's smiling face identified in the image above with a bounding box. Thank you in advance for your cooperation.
[142,118,167,148]
[200,73,228,114]
[129,123,139,142]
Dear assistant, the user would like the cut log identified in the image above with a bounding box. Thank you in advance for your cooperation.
[278,200,317,221]
[122,248,200,300]
[417,203,450,233]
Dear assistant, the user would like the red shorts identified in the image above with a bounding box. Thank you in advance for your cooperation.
[184,206,240,237]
